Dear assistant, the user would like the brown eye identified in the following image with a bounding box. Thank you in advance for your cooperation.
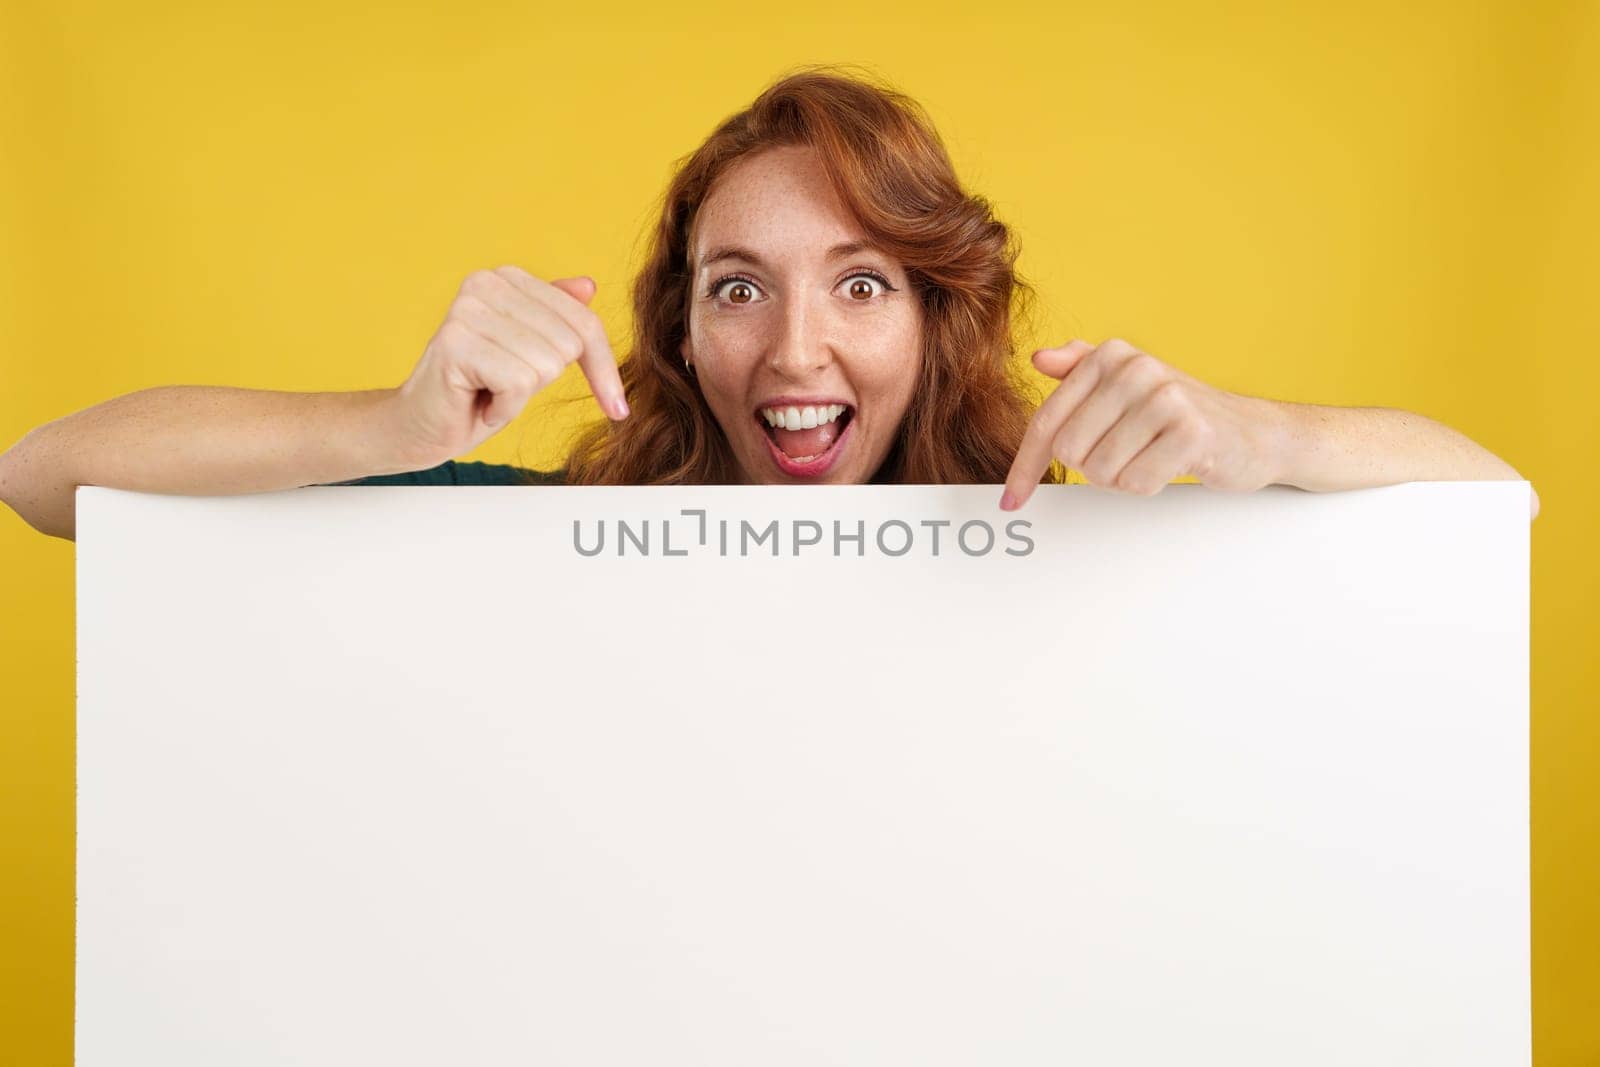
[843,271,892,300]
[728,282,753,304]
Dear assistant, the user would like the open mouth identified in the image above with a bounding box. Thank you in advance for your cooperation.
[754,403,855,477]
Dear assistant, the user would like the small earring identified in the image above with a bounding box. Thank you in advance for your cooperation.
[684,356,697,378]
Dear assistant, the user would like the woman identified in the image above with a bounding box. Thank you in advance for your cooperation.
[0,67,1538,542]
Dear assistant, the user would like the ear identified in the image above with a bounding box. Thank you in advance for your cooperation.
[679,333,692,362]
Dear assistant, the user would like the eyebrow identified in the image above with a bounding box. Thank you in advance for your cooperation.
[697,240,882,271]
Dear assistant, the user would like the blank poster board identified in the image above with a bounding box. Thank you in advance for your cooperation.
[76,481,1530,1065]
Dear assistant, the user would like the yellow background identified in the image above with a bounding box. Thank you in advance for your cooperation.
[2,1,1595,1061]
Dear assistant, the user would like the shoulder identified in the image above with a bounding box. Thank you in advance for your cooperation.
[315,461,568,486]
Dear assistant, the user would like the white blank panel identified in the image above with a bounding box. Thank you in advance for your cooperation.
[75,481,1530,1065]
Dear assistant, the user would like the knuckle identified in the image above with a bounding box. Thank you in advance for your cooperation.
[578,306,608,348]
[1023,415,1053,450]
[1118,351,1160,384]
[551,326,584,363]
[535,357,566,389]
[460,270,494,297]
[495,363,533,399]
[494,264,532,287]
[1152,377,1185,400]
[454,292,490,317]
[515,362,543,393]
[1147,378,1188,417]
[437,318,475,349]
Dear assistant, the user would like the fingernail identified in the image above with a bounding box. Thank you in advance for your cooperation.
[612,395,630,419]
[999,490,1018,511]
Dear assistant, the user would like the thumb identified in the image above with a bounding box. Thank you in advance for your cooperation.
[549,275,597,305]
[1031,339,1096,380]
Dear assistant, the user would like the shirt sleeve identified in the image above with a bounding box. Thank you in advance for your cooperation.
[312,461,566,486]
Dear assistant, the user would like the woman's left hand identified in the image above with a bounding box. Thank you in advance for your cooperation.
[1000,338,1286,510]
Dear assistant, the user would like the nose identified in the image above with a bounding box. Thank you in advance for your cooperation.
[767,288,833,378]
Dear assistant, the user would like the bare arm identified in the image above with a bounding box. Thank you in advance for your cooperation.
[1265,400,1541,520]
[1002,341,1540,520]
[0,267,636,544]
[0,386,416,543]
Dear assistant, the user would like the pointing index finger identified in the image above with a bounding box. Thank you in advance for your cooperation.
[1001,341,1100,510]
[494,265,630,420]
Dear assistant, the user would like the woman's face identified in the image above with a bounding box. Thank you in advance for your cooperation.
[681,144,923,484]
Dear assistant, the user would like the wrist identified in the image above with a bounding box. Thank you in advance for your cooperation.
[1253,395,1307,489]
[342,388,438,476]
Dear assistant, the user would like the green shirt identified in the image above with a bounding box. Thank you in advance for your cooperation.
[325,461,567,486]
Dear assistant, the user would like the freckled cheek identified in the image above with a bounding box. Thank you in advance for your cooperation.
[852,340,921,410]
[696,315,771,363]
[690,320,764,443]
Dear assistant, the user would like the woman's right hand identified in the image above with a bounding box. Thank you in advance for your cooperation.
[382,266,629,469]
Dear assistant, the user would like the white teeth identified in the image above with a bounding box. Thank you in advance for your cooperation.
[761,403,845,430]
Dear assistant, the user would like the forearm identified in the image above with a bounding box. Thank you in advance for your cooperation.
[0,385,407,542]
[1262,399,1539,517]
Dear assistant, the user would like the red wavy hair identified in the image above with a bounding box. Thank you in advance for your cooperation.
[556,64,1055,487]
